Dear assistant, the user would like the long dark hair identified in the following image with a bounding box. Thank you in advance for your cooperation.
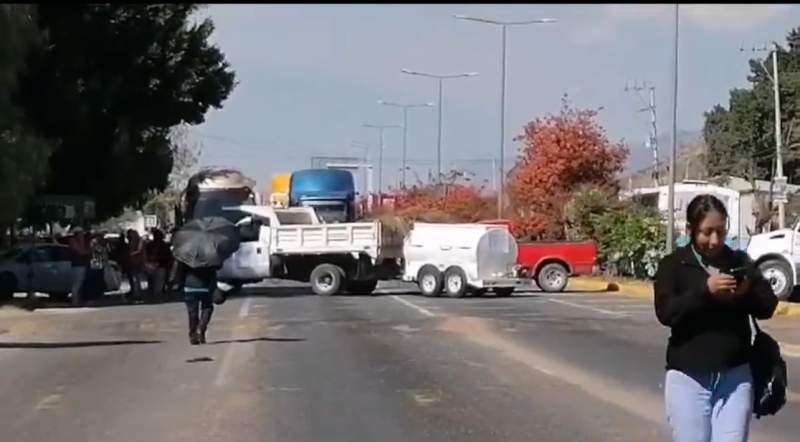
[686,194,728,245]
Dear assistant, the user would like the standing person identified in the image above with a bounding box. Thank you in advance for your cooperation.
[170,261,219,345]
[654,194,778,442]
[126,229,146,301]
[145,228,171,303]
[68,227,91,306]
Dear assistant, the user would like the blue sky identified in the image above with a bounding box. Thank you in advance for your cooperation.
[193,4,798,192]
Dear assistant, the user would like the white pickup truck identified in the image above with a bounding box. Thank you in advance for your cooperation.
[746,220,800,300]
[219,205,404,295]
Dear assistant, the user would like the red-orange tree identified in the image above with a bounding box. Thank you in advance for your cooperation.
[387,183,493,223]
[508,97,628,240]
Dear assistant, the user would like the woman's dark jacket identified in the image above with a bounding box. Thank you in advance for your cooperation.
[654,245,778,372]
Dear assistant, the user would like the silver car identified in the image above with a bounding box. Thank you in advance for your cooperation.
[0,244,121,301]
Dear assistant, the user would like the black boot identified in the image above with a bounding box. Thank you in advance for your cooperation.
[198,308,213,344]
[187,303,200,345]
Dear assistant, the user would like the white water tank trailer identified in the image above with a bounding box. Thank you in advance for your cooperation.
[403,223,528,298]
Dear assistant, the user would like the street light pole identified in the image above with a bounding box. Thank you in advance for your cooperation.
[401,68,479,185]
[436,78,443,183]
[666,4,679,254]
[453,14,556,218]
[362,123,402,195]
[377,100,435,188]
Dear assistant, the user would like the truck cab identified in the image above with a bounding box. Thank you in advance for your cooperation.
[746,219,800,301]
[289,169,356,223]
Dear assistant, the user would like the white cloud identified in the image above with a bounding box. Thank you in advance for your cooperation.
[604,4,788,32]
[682,4,788,32]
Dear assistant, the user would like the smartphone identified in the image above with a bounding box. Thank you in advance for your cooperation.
[728,266,748,283]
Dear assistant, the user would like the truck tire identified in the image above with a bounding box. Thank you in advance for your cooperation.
[444,266,468,298]
[417,265,443,297]
[0,273,16,302]
[494,287,515,297]
[537,262,569,293]
[348,279,379,296]
[310,264,345,296]
[759,259,793,301]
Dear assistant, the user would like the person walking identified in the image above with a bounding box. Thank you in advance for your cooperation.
[126,229,146,302]
[170,261,219,345]
[145,228,171,303]
[654,194,778,442]
[68,227,91,306]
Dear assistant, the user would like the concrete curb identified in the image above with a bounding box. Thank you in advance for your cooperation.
[567,276,800,317]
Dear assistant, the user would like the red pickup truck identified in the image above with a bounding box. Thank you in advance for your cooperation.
[480,219,599,292]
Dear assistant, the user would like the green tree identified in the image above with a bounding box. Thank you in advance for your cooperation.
[705,28,800,182]
[0,5,51,230]
[14,4,236,220]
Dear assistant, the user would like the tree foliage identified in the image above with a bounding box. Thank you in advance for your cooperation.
[142,123,204,227]
[0,5,51,226]
[508,96,628,240]
[13,4,236,220]
[705,28,800,182]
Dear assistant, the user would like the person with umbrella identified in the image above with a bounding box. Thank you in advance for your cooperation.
[169,216,240,345]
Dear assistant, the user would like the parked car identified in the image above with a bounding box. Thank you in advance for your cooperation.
[0,243,122,302]
[480,220,599,292]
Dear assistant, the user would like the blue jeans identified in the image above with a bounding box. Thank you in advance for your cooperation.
[665,364,753,442]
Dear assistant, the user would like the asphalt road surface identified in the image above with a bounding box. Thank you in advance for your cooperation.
[0,281,799,442]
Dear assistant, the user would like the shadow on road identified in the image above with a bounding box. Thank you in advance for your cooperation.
[207,337,306,345]
[0,339,162,349]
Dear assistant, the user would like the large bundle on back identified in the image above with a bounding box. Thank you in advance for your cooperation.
[367,210,458,239]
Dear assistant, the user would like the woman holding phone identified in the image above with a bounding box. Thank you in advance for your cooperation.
[654,194,778,442]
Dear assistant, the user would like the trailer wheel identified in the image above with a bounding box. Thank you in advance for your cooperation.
[759,259,792,301]
[537,263,569,293]
[444,266,468,298]
[417,265,443,297]
[310,264,345,296]
[348,279,379,296]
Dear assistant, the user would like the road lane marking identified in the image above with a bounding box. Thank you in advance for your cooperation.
[390,295,437,317]
[546,297,627,317]
[215,297,254,387]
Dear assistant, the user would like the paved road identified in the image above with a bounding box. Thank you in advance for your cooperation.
[0,281,798,442]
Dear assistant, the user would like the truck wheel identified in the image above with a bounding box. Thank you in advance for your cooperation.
[537,263,569,293]
[444,266,468,298]
[310,264,345,296]
[348,280,379,296]
[495,287,515,297]
[0,273,16,302]
[759,259,792,301]
[417,265,443,297]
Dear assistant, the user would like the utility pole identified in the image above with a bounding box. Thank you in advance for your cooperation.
[625,80,659,186]
[742,41,786,228]
[666,4,679,254]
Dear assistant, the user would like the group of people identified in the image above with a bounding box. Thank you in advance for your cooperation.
[62,227,172,306]
[62,225,221,347]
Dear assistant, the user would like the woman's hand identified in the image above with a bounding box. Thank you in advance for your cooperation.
[707,274,738,296]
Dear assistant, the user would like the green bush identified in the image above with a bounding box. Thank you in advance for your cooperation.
[590,204,666,279]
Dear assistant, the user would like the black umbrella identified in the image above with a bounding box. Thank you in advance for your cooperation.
[172,217,241,269]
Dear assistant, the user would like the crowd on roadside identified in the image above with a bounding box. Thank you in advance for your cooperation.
[55,227,173,306]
